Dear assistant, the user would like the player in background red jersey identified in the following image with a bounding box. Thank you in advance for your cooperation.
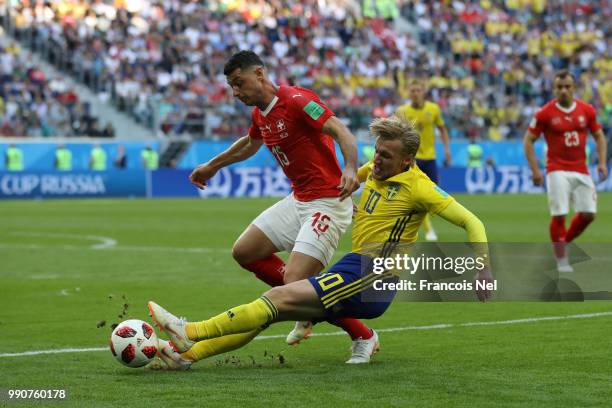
[187,51,377,364]
[524,70,608,272]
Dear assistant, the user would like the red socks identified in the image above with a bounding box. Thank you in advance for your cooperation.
[241,255,285,287]
[565,214,594,243]
[549,216,567,258]
[549,214,594,257]
[331,318,373,340]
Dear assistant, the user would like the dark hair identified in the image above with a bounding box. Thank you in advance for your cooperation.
[223,51,265,76]
[554,69,575,81]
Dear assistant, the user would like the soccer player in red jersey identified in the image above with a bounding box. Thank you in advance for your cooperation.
[189,51,377,363]
[524,70,608,272]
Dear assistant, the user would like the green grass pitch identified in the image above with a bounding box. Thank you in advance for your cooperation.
[1,193,611,407]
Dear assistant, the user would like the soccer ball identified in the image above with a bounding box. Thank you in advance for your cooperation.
[109,319,158,368]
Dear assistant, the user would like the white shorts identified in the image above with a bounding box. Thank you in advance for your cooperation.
[252,194,353,266]
[546,170,597,216]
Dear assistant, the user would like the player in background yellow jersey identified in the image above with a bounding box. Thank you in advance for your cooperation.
[395,79,451,241]
[148,117,491,370]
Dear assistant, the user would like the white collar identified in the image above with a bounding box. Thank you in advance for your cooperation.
[555,101,576,114]
[260,96,279,117]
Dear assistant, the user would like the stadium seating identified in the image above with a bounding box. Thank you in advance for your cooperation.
[0,41,110,138]
[1,0,610,140]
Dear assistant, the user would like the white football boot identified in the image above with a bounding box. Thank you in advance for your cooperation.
[148,301,195,353]
[425,228,438,242]
[286,321,313,345]
[556,256,574,273]
[346,330,380,364]
[147,339,192,371]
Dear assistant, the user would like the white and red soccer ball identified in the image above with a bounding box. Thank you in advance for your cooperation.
[109,319,158,368]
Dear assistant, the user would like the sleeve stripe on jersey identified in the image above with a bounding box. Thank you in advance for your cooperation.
[380,212,415,258]
[391,216,411,242]
[380,217,405,258]
[389,217,406,243]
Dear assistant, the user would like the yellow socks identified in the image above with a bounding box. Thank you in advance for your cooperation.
[181,329,262,362]
[185,296,277,341]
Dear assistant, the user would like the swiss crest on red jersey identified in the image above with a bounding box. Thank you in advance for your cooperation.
[551,117,561,125]
[578,115,586,127]
[276,119,286,131]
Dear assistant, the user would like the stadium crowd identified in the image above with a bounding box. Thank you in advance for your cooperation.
[3,0,611,140]
[0,39,113,137]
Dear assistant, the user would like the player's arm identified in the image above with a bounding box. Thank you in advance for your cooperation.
[437,201,487,242]
[433,105,451,166]
[438,123,451,166]
[437,201,492,301]
[189,135,263,189]
[592,129,608,181]
[523,130,544,186]
[322,116,360,201]
[357,162,372,183]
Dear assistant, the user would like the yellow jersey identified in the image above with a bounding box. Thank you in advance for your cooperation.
[395,101,445,160]
[352,162,454,254]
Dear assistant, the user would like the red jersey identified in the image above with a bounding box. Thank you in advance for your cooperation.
[249,85,341,201]
[528,99,601,175]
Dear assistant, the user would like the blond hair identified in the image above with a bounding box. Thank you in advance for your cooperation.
[369,117,420,156]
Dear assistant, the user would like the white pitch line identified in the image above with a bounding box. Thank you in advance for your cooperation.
[11,232,117,250]
[1,311,611,358]
[0,347,107,358]
[0,242,230,254]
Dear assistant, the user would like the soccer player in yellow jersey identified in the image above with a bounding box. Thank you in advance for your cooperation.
[148,117,491,369]
[395,80,451,241]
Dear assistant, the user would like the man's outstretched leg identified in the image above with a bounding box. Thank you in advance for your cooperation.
[149,264,383,366]
[149,280,323,348]
[150,331,263,370]
[147,296,277,371]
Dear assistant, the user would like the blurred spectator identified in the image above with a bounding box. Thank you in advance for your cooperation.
[141,145,158,170]
[114,144,127,169]
[101,122,115,138]
[467,137,484,168]
[89,143,107,170]
[5,143,24,171]
[54,144,72,171]
[0,39,103,137]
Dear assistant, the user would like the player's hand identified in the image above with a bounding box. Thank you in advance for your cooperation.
[597,164,609,181]
[474,267,494,302]
[338,167,360,201]
[189,163,218,190]
[444,150,452,167]
[531,169,544,186]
